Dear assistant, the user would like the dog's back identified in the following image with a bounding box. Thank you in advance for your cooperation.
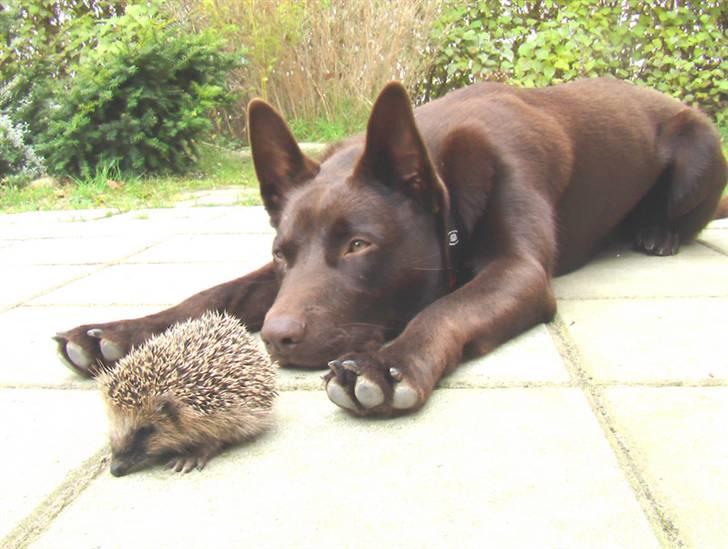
[411,78,726,272]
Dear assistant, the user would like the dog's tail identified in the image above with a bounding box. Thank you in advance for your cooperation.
[715,195,728,219]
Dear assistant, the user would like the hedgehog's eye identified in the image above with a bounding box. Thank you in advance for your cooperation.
[139,424,156,435]
[134,425,156,443]
[127,424,156,456]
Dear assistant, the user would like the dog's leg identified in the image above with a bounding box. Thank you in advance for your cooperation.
[324,254,556,415]
[633,108,726,256]
[325,183,559,416]
[55,263,280,376]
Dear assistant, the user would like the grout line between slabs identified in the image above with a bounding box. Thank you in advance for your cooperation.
[555,293,728,301]
[0,447,109,549]
[0,382,96,391]
[547,315,685,548]
[696,239,727,257]
[3,378,725,393]
[0,238,173,315]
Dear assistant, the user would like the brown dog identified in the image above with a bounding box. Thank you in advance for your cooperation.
[56,78,727,416]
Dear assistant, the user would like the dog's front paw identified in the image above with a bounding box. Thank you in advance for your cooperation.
[323,352,423,416]
[634,225,680,256]
[53,322,141,377]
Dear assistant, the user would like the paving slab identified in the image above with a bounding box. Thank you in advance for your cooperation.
[128,233,272,264]
[175,188,261,207]
[441,324,570,387]
[0,265,98,307]
[558,298,728,383]
[699,227,728,255]
[0,210,120,240]
[0,389,107,541]
[213,205,274,232]
[109,206,230,223]
[30,263,251,307]
[602,387,728,548]
[553,243,728,299]
[0,305,158,387]
[75,207,232,238]
[276,325,570,392]
[705,218,728,229]
[1,235,161,265]
[67,206,274,238]
[0,209,118,226]
[30,389,658,549]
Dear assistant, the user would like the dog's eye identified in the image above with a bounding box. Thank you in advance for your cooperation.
[273,249,284,261]
[346,239,371,254]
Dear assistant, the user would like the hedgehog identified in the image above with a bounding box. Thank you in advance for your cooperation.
[97,311,277,477]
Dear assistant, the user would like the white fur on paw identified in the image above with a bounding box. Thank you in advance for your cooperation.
[392,382,419,410]
[354,377,385,409]
[66,342,92,368]
[326,379,358,411]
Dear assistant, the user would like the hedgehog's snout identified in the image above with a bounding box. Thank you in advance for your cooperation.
[109,447,154,477]
[110,457,130,477]
[109,423,157,477]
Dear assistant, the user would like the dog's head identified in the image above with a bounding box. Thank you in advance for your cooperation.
[250,83,452,367]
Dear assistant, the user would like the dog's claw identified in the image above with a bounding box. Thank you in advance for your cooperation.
[87,328,103,338]
[329,360,349,377]
[389,367,403,381]
[341,360,362,374]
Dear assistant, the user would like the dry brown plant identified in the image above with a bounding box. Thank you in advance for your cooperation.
[174,0,441,141]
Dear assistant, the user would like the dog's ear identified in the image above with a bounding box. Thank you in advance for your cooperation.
[248,99,320,226]
[355,82,447,215]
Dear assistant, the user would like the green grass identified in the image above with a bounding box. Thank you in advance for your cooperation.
[3,127,725,212]
[0,144,260,213]
[289,110,368,143]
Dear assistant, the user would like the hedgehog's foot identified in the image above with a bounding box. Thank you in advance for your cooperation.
[323,351,424,417]
[54,320,162,376]
[166,447,219,474]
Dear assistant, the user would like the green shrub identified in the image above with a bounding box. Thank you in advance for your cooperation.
[0,113,45,185]
[35,4,240,178]
[0,1,119,139]
[0,81,45,185]
[418,0,726,118]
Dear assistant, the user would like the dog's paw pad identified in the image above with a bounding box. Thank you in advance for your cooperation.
[65,341,92,369]
[354,376,385,409]
[392,382,419,410]
[326,379,358,411]
[88,329,126,362]
[101,339,124,361]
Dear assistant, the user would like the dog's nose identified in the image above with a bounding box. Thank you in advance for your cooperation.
[261,315,306,353]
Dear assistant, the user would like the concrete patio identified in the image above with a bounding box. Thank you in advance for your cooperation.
[1,197,727,548]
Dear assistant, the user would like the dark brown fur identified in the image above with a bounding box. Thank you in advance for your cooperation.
[57,78,726,416]
[715,196,728,219]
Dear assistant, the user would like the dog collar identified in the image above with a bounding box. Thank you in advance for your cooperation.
[445,203,465,290]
